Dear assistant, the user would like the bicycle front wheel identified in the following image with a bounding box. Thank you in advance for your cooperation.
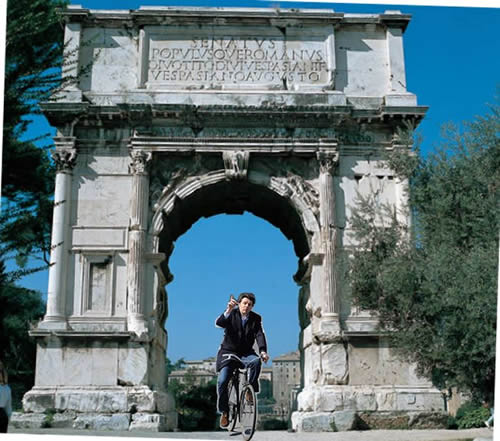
[239,384,257,441]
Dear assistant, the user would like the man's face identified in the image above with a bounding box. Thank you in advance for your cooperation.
[239,297,254,315]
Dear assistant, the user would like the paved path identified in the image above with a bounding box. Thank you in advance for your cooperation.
[7,427,494,441]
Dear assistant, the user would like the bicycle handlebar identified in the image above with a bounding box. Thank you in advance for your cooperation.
[222,353,266,365]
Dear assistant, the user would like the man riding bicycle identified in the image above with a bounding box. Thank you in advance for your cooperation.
[215,292,270,428]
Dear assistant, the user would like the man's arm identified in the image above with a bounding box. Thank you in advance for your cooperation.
[215,295,238,328]
[255,316,270,362]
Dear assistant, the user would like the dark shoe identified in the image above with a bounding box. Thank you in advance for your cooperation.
[245,390,254,404]
[220,413,229,428]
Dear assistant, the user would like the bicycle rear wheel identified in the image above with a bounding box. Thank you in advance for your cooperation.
[239,384,257,441]
[227,377,238,431]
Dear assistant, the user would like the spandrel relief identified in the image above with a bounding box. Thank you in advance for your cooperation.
[149,155,223,208]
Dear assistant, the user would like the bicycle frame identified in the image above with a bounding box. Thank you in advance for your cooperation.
[223,354,258,441]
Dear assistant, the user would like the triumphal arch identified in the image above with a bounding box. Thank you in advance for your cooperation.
[20,6,446,431]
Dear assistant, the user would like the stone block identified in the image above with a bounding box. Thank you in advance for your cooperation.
[292,412,335,432]
[118,343,148,385]
[22,390,55,413]
[396,390,444,411]
[128,387,156,412]
[51,411,78,428]
[96,390,128,412]
[332,410,356,431]
[343,389,377,411]
[55,389,128,413]
[320,343,348,385]
[73,413,130,430]
[408,411,447,429]
[314,388,343,411]
[376,389,396,411]
[297,387,316,411]
[357,411,409,430]
[10,412,46,429]
[129,413,167,431]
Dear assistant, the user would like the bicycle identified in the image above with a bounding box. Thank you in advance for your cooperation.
[223,354,258,441]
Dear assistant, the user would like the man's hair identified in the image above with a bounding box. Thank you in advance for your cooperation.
[238,292,256,306]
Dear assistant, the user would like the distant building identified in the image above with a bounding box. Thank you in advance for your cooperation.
[168,357,216,386]
[272,350,301,418]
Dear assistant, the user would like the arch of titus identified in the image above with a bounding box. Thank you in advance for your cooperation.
[20,6,446,432]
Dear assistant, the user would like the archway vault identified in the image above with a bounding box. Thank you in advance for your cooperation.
[150,162,321,283]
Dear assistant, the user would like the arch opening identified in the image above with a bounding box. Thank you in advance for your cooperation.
[155,179,312,284]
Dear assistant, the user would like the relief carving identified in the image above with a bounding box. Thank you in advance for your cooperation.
[287,172,320,216]
[223,150,250,180]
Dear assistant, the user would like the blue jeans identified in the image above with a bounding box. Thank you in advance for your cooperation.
[217,354,261,414]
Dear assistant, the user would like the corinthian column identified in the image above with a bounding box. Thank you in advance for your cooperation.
[39,139,77,330]
[127,149,152,336]
[317,150,340,317]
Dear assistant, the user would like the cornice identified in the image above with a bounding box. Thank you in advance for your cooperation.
[40,102,427,128]
[59,6,410,31]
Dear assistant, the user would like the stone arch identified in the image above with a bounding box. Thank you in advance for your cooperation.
[150,167,321,282]
[148,164,322,415]
[149,165,320,339]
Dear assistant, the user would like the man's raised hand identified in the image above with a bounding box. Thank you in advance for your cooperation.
[225,295,238,314]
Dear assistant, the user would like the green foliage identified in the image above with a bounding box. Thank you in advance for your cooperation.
[41,408,57,428]
[2,0,72,269]
[347,105,499,401]
[454,401,491,429]
[0,261,45,409]
[168,376,218,431]
[165,357,186,377]
[1,0,75,407]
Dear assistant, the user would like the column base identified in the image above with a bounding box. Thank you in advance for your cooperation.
[293,385,446,431]
[37,317,69,330]
[17,386,177,431]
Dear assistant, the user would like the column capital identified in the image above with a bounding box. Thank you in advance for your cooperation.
[51,148,77,173]
[129,150,152,175]
[317,150,339,174]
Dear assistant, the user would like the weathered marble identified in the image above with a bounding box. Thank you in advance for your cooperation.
[25,5,443,432]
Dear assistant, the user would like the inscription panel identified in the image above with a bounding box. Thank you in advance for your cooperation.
[143,26,334,90]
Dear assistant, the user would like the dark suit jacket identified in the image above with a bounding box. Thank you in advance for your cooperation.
[215,308,267,372]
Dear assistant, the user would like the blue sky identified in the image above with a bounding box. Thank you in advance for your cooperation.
[6,1,499,364]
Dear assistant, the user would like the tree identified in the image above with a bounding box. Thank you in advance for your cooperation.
[168,376,218,431]
[1,0,70,409]
[0,262,45,409]
[2,0,69,269]
[347,105,499,402]
[166,357,186,377]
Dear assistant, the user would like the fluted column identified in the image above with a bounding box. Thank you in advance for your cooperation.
[40,140,77,329]
[317,150,340,317]
[127,150,152,336]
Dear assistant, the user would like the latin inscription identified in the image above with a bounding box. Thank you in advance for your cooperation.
[148,35,329,86]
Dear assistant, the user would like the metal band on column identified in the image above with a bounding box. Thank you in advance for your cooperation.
[40,141,77,329]
[317,150,339,316]
[127,150,152,336]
